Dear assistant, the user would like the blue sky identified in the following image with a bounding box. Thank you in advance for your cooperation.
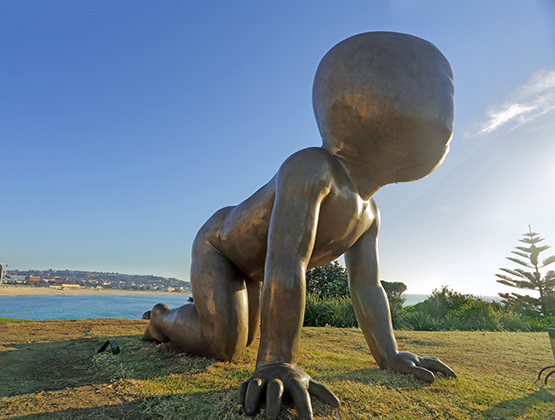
[1,1,554,296]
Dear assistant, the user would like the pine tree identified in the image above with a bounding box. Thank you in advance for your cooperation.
[496,226,555,317]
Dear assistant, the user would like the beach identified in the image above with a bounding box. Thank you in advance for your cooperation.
[0,286,185,296]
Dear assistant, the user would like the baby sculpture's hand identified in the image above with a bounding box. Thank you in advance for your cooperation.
[238,362,340,420]
[388,351,456,382]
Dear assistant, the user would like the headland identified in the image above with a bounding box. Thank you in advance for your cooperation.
[0,286,186,296]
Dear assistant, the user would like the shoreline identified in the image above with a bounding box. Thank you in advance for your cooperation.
[0,286,189,296]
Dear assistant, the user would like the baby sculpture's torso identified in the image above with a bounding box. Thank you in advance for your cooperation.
[211,147,378,282]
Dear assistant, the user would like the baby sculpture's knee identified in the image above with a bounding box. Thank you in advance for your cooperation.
[210,337,247,361]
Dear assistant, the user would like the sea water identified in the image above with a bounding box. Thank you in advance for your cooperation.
[403,294,429,307]
[0,293,431,321]
[0,294,192,321]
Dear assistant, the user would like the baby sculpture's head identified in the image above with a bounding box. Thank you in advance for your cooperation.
[313,32,454,186]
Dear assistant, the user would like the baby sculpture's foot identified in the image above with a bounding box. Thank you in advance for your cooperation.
[142,303,170,342]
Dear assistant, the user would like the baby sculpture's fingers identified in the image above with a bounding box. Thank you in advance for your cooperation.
[391,351,457,383]
[265,379,284,420]
[244,378,266,415]
[290,378,313,420]
[409,365,435,382]
[239,363,338,418]
[419,356,457,378]
[237,381,248,406]
[308,380,340,408]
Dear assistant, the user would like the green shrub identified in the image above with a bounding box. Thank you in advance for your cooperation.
[526,316,555,331]
[304,286,534,333]
[388,296,406,330]
[306,261,349,298]
[397,288,530,332]
[303,294,358,328]
[443,300,502,331]
[499,310,529,331]
[413,286,473,319]
[399,311,442,331]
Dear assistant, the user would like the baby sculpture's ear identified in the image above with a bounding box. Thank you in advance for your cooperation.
[312,31,454,186]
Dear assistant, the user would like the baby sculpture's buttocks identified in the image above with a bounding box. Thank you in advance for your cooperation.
[143,31,456,420]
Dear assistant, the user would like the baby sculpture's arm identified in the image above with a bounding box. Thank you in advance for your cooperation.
[345,204,456,381]
[238,149,340,420]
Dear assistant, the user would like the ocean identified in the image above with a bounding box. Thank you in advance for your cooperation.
[0,293,430,321]
[0,294,192,321]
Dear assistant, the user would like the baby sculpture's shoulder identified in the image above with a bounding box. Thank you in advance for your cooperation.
[283,146,335,162]
[279,147,336,172]
[276,147,342,194]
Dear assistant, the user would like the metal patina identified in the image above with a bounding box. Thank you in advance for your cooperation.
[143,32,456,419]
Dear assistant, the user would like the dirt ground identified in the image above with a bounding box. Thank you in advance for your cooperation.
[0,319,149,419]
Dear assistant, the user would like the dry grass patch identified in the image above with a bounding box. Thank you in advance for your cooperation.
[1,320,555,419]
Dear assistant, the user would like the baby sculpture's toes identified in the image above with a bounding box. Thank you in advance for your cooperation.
[142,303,170,342]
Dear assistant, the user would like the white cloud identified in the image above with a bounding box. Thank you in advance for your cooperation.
[517,69,555,97]
[467,68,555,137]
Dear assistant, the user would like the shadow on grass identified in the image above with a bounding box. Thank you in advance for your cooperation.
[483,388,555,419]
[3,389,252,420]
[0,335,217,398]
[135,388,336,420]
[4,402,142,420]
[2,332,433,419]
[322,367,429,390]
[93,335,218,381]
[0,335,227,419]
[2,390,340,420]
[0,338,112,397]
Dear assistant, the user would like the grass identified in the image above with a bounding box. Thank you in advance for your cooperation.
[0,317,34,323]
[1,319,555,419]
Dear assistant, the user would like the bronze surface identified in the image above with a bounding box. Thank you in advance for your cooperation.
[143,31,456,419]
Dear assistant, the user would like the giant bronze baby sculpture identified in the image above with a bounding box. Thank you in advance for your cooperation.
[143,32,456,419]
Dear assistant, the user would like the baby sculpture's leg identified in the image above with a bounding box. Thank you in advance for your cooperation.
[143,208,250,361]
[245,278,261,346]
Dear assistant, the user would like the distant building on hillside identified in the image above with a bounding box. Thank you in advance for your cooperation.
[49,284,82,290]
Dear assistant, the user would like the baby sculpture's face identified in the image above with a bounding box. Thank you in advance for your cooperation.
[313,32,455,186]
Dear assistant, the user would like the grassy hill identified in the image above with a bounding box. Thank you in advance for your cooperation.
[1,318,554,419]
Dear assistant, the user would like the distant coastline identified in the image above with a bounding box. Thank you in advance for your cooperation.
[0,286,187,296]
[0,286,426,304]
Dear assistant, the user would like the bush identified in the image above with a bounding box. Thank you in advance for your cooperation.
[413,286,472,319]
[500,311,530,332]
[442,300,503,331]
[398,310,442,331]
[306,261,349,298]
[303,294,358,328]
[388,296,406,330]
[397,288,530,332]
[526,316,555,332]
[304,285,536,332]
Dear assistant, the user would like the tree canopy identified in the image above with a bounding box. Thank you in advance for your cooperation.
[305,260,408,305]
[306,260,349,298]
[496,226,555,317]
